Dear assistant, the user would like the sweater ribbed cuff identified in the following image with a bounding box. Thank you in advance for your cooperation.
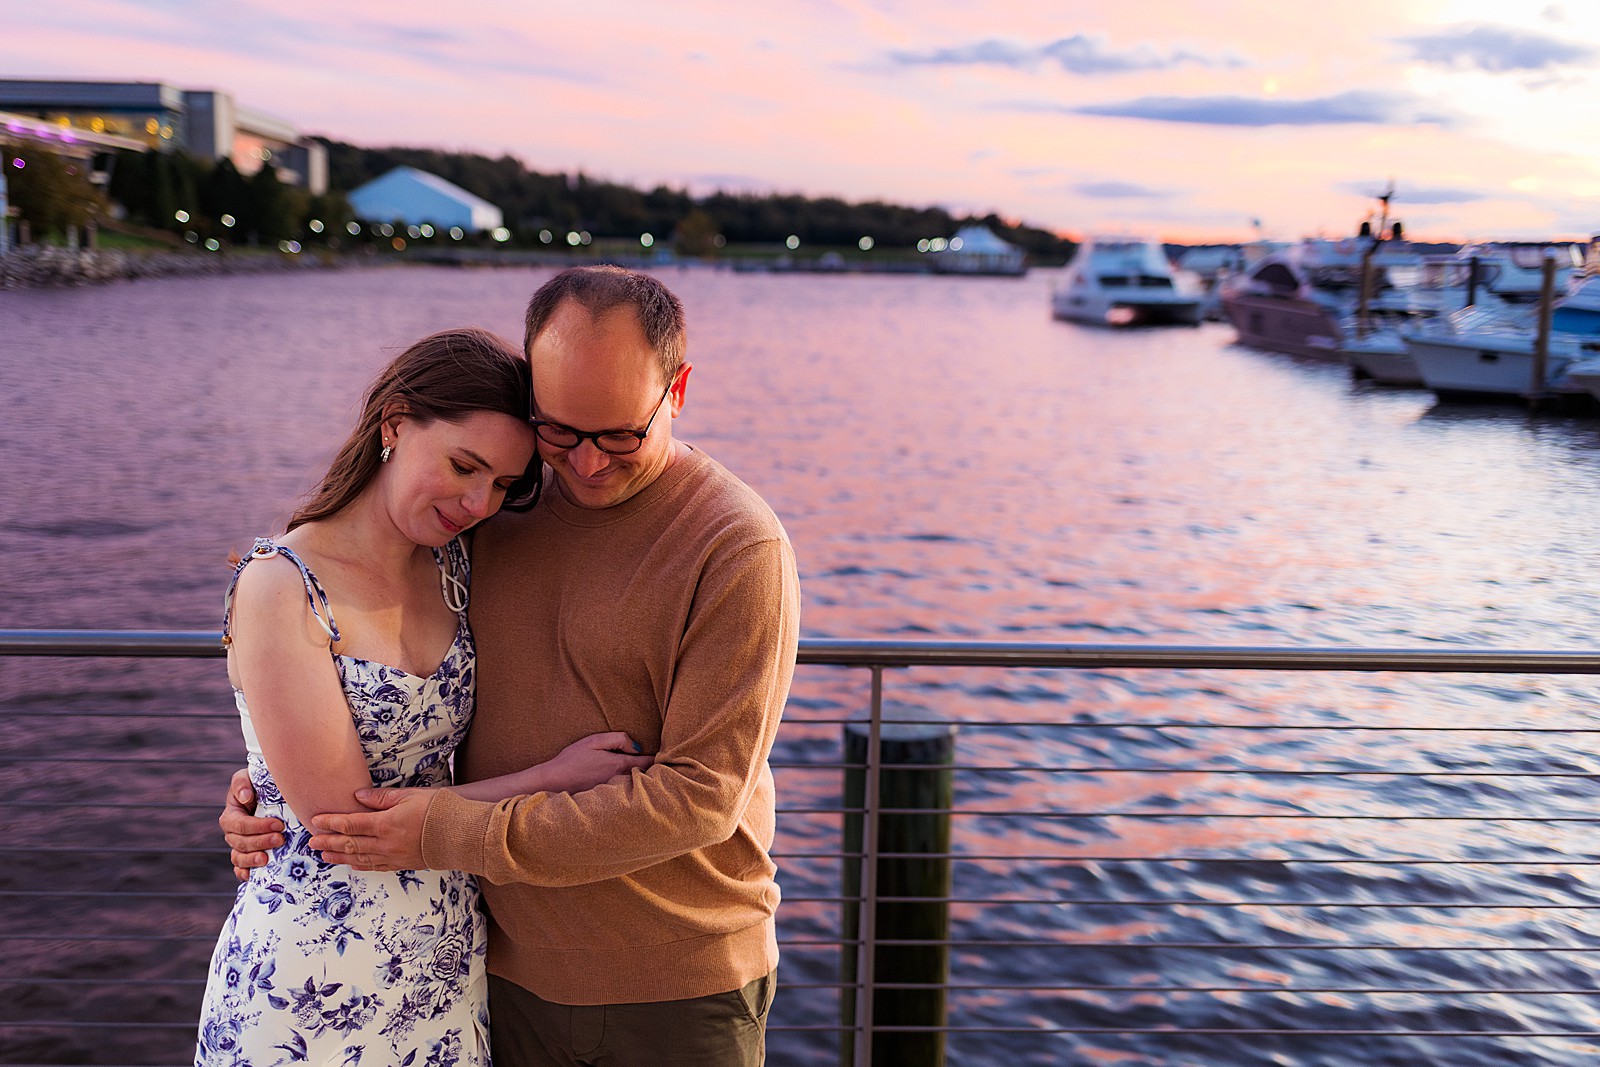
[420,788,494,876]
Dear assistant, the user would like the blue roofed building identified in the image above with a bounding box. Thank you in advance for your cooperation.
[346,166,502,233]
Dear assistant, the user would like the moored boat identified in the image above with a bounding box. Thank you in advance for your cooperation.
[1401,274,1600,400]
[1218,245,1351,358]
[1050,236,1204,326]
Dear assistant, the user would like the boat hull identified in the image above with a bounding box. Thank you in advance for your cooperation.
[1342,330,1422,385]
[1052,290,1204,327]
[1403,332,1567,397]
[1222,293,1344,358]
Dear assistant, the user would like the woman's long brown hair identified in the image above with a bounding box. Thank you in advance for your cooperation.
[285,327,539,532]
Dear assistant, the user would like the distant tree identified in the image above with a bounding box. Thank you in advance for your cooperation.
[246,162,294,243]
[200,158,250,236]
[304,191,354,241]
[3,145,108,240]
[674,208,720,257]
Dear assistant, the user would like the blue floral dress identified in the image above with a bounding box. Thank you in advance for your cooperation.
[196,538,490,1067]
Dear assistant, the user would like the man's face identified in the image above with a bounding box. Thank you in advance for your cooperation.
[527,298,687,510]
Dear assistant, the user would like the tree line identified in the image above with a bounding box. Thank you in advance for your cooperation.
[7,137,1077,262]
[320,139,1076,260]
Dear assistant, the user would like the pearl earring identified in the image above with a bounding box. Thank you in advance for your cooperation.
[380,443,393,463]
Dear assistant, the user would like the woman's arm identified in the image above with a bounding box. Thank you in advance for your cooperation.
[447,732,653,803]
[228,557,375,822]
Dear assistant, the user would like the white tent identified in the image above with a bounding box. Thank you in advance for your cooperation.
[932,224,1026,276]
[346,166,503,232]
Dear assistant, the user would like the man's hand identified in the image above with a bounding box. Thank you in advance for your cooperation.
[220,768,285,881]
[308,787,434,871]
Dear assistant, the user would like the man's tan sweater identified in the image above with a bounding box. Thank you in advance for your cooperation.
[420,446,801,1005]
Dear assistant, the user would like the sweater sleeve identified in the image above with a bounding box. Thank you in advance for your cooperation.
[421,536,801,885]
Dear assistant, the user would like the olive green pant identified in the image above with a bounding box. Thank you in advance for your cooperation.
[488,970,776,1067]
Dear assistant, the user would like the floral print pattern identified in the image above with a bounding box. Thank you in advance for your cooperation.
[197,539,489,1067]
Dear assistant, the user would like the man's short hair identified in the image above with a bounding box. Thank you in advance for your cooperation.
[523,265,686,387]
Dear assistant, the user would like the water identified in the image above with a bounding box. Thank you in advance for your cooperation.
[5,264,1600,1065]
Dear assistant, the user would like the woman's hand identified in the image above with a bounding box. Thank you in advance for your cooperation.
[539,732,654,793]
[445,732,654,803]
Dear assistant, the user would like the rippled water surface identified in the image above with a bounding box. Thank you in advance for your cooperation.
[5,264,1600,1066]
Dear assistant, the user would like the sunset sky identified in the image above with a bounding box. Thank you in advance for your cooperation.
[9,0,1600,243]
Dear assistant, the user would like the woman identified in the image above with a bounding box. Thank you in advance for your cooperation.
[195,327,649,1066]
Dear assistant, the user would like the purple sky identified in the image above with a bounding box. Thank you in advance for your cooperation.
[9,0,1600,241]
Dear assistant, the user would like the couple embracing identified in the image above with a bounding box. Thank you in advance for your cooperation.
[196,265,801,1066]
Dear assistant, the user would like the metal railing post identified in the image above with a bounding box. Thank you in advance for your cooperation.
[852,666,885,1067]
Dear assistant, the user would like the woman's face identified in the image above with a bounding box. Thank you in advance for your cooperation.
[380,411,537,546]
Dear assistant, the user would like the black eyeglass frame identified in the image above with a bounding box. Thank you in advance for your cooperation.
[528,379,675,456]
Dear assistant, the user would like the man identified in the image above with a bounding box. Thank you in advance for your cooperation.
[223,265,801,1065]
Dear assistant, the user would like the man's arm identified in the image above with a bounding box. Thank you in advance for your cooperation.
[307,733,654,870]
[419,536,800,886]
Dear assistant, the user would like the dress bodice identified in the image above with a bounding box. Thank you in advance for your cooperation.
[222,537,476,828]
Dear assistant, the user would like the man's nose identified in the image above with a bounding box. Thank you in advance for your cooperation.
[569,441,609,476]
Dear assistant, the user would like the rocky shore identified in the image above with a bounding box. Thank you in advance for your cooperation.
[0,245,333,289]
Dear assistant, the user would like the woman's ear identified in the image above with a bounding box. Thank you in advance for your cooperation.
[379,403,409,444]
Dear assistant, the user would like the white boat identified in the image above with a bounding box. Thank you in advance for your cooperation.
[1051,236,1204,326]
[1341,254,1515,385]
[1402,274,1600,399]
[1454,242,1582,303]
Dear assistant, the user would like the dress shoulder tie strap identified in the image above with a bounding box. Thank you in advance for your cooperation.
[433,536,471,614]
[222,538,342,646]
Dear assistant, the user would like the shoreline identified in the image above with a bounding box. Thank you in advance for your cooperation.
[0,245,334,290]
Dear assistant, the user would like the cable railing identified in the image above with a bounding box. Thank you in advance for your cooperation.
[5,631,1600,1066]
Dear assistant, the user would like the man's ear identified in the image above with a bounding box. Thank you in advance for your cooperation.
[668,363,692,417]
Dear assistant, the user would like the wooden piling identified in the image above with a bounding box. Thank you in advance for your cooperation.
[1356,244,1376,338]
[841,720,956,1067]
[1531,254,1557,399]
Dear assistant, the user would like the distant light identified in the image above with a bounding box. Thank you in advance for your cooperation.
[346,221,361,235]
[308,219,323,233]
[160,125,173,139]
[785,235,799,250]
[392,237,407,250]
[220,214,236,228]
[407,225,421,239]
[567,231,581,246]
[916,239,930,253]
[145,118,159,135]
[580,231,591,245]
[379,223,394,237]
[184,231,198,243]
[640,233,654,248]
[492,227,511,243]
[10,158,22,170]
[930,237,948,252]
[174,210,190,223]
[204,237,220,251]
[419,224,434,238]
[713,234,725,248]
[278,240,302,253]
[539,229,553,244]
[949,237,964,251]
[858,236,874,251]
[449,226,464,240]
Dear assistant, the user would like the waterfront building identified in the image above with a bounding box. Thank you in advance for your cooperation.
[0,79,327,194]
[346,166,503,233]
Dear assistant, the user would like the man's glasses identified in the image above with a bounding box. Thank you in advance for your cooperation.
[529,380,673,456]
